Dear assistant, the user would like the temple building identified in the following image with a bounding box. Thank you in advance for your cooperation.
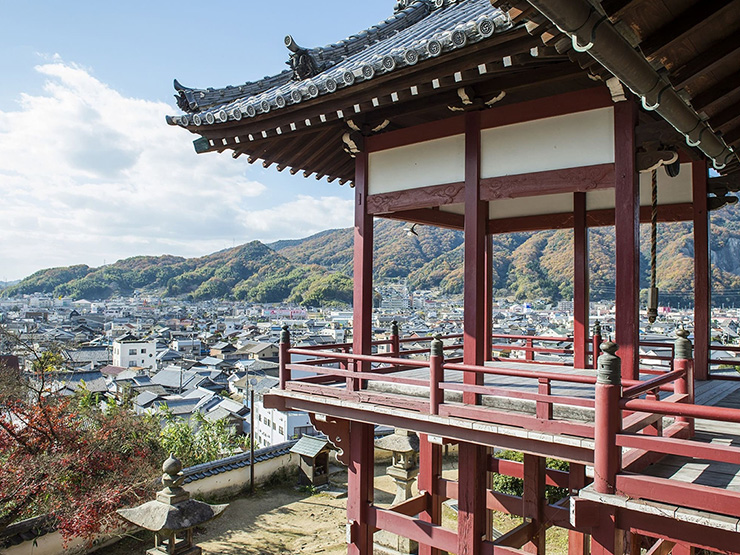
[167,1,740,553]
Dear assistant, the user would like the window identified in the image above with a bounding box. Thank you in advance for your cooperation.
[128,348,136,355]
[278,426,284,435]
[140,348,146,354]
[128,361,136,367]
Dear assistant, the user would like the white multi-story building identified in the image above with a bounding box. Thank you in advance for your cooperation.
[112,334,156,372]
[251,377,314,448]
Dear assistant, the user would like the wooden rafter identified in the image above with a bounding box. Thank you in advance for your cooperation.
[639,0,736,59]
[669,40,740,89]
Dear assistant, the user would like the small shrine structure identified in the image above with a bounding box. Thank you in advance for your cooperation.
[168,1,740,554]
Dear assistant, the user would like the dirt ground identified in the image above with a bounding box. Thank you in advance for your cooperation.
[104,456,567,555]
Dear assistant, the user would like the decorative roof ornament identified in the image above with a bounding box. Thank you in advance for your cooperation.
[285,35,320,81]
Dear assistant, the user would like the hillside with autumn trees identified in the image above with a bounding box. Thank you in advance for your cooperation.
[7,207,740,305]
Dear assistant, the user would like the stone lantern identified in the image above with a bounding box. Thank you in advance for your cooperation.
[117,454,228,555]
[374,429,420,555]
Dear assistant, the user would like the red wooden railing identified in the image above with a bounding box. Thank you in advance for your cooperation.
[277,325,740,545]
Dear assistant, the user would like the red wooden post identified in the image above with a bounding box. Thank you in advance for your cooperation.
[591,320,602,369]
[279,325,291,389]
[459,110,487,555]
[522,453,546,553]
[430,335,444,415]
[348,146,374,555]
[614,99,640,381]
[574,191,589,369]
[674,328,695,435]
[418,433,442,555]
[391,320,400,357]
[692,160,710,381]
[485,236,493,362]
[568,464,589,555]
[594,341,622,494]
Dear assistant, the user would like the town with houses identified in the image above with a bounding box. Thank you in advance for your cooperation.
[3,289,740,455]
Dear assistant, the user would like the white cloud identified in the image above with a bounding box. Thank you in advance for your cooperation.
[0,61,353,280]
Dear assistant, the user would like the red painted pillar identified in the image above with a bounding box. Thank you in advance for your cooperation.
[348,147,374,555]
[574,192,589,369]
[485,236,493,362]
[418,434,442,555]
[279,325,291,389]
[522,454,546,553]
[591,338,624,555]
[674,328,695,435]
[692,160,710,381]
[594,341,621,494]
[567,464,589,555]
[592,321,603,370]
[429,336,444,415]
[459,111,487,555]
[614,100,640,381]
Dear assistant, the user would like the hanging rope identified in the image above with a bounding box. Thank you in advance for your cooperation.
[648,169,659,323]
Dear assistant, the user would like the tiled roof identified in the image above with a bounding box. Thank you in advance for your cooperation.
[167,0,510,129]
[182,440,296,483]
[290,435,329,458]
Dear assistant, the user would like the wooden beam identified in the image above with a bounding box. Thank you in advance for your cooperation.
[480,164,614,201]
[383,208,464,230]
[639,0,736,59]
[670,40,740,89]
[709,99,740,130]
[370,507,458,554]
[691,69,740,112]
[616,474,740,518]
[522,454,546,553]
[493,521,536,549]
[645,539,676,555]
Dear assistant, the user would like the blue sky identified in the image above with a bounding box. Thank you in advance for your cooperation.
[0,1,392,281]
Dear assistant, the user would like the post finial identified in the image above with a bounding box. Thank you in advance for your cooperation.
[391,320,399,336]
[431,334,443,357]
[280,324,290,344]
[675,327,693,360]
[593,320,602,336]
[597,341,621,385]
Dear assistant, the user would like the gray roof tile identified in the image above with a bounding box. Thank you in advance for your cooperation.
[168,0,510,128]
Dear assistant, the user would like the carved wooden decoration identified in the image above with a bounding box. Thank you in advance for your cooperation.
[309,413,351,466]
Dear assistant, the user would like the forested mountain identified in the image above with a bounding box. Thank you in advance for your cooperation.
[7,208,740,305]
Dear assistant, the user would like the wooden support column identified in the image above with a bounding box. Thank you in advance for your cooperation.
[574,192,589,369]
[614,100,640,381]
[459,110,487,555]
[522,454,546,554]
[418,434,442,555]
[485,236,493,362]
[692,160,710,381]
[348,147,374,555]
[568,464,589,555]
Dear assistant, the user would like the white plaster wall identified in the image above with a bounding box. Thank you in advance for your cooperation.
[368,134,465,195]
[184,452,296,499]
[488,193,574,219]
[587,163,693,210]
[481,107,615,178]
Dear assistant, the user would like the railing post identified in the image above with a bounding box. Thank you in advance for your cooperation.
[537,378,552,420]
[391,320,400,356]
[594,341,621,494]
[674,328,695,435]
[591,320,602,369]
[525,338,535,362]
[279,325,291,389]
[430,335,444,415]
